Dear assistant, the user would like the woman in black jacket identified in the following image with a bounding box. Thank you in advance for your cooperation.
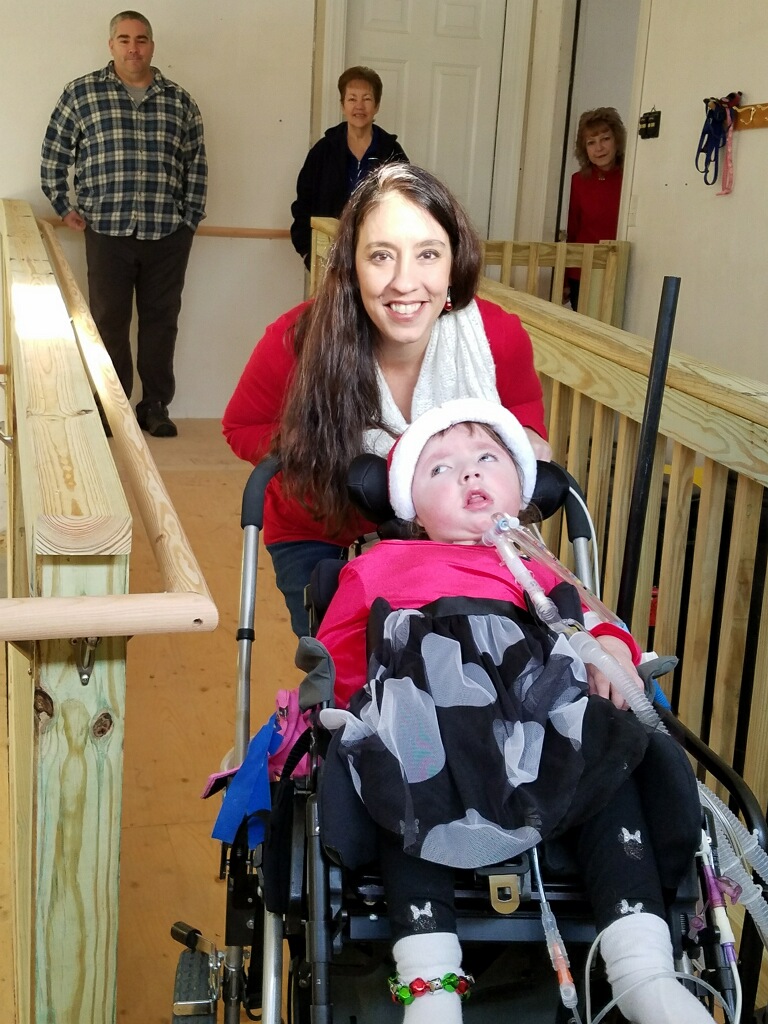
[290,65,408,268]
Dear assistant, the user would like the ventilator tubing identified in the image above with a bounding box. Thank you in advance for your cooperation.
[483,515,665,731]
[698,783,768,949]
[484,514,768,952]
[712,818,768,948]
[698,782,768,888]
[567,631,668,733]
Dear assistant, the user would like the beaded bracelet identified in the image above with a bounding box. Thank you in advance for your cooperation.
[388,971,474,1005]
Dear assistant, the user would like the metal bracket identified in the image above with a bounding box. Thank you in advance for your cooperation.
[10,639,34,660]
[172,998,217,1016]
[0,420,12,449]
[70,636,101,685]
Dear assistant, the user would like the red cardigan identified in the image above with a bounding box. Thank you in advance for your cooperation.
[316,541,641,708]
[222,298,547,546]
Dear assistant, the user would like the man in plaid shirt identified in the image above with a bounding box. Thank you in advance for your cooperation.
[41,9,208,437]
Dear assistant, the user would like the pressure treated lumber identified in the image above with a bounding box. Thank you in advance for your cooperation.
[0,198,220,1024]
[0,206,218,641]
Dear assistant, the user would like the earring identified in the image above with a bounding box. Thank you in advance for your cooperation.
[443,288,453,312]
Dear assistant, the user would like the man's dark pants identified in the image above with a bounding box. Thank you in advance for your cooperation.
[84,225,194,417]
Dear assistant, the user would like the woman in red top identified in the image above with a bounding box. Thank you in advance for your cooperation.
[223,164,550,635]
[565,107,626,312]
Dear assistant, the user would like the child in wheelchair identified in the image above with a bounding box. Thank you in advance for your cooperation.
[315,398,716,1024]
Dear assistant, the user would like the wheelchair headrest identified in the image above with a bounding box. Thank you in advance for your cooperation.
[347,453,571,531]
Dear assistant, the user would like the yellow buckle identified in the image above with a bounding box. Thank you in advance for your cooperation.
[488,872,520,914]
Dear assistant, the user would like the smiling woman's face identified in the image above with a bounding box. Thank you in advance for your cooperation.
[584,123,617,171]
[342,79,379,131]
[354,192,452,357]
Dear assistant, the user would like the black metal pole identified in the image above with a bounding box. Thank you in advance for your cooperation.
[616,276,681,627]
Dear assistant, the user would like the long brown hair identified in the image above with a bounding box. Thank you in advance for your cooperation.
[277,164,482,532]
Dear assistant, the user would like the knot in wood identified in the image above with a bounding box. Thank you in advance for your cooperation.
[92,711,114,738]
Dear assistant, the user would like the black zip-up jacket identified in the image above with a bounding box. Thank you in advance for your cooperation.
[290,121,408,268]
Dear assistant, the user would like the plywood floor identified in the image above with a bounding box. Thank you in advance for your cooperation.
[116,420,300,1023]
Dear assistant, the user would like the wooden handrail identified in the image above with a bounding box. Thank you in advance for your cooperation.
[1,200,221,1024]
[0,207,218,640]
[478,278,768,433]
[43,217,290,239]
[0,591,216,641]
[196,225,290,238]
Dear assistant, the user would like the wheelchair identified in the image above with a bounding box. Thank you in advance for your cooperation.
[171,455,768,1024]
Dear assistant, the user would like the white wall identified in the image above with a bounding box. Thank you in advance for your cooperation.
[1,0,314,418]
[622,0,768,384]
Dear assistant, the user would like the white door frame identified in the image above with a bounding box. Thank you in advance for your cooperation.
[617,0,652,239]
[315,0,535,239]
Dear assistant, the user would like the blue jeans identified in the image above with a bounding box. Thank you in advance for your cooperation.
[267,540,347,637]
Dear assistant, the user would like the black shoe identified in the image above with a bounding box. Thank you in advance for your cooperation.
[137,402,178,438]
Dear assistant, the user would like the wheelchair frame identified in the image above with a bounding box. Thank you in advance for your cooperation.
[171,455,768,1024]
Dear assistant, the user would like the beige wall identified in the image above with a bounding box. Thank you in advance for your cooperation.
[621,0,768,383]
[0,0,314,420]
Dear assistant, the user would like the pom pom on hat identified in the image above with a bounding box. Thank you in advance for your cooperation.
[388,398,538,521]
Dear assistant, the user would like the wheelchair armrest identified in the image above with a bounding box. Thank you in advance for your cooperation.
[295,636,336,710]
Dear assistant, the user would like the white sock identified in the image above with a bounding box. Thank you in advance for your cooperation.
[392,932,465,1024]
[600,913,716,1023]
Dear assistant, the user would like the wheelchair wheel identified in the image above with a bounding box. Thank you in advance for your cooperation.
[172,949,217,1023]
[288,953,311,1024]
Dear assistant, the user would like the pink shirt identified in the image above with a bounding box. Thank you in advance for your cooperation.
[316,540,640,707]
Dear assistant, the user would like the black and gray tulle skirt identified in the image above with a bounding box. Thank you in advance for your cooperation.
[320,596,649,870]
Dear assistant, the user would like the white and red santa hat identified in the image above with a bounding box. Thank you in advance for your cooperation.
[387,398,538,521]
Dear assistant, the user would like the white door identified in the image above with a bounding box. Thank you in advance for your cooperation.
[344,0,508,236]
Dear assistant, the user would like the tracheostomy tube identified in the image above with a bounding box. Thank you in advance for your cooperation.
[481,513,563,629]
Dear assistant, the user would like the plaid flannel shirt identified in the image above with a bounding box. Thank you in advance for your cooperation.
[41,62,207,239]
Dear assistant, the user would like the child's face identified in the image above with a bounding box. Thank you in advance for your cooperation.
[411,423,523,544]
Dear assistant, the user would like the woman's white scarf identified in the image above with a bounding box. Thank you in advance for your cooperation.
[363,299,501,458]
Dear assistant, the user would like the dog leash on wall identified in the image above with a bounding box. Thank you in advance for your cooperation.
[695,91,742,193]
